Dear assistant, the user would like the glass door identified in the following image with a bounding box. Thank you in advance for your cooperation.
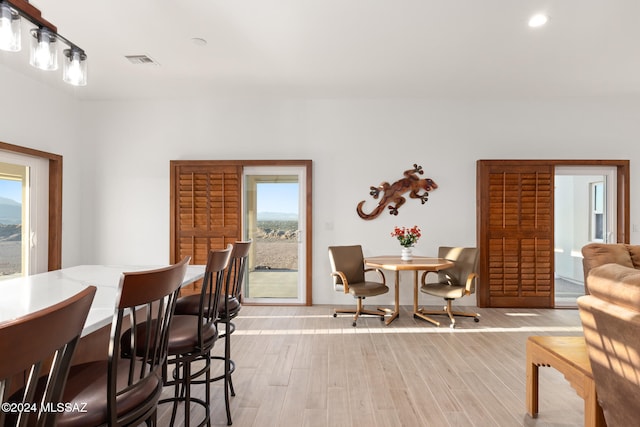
[243,166,306,304]
[554,165,617,307]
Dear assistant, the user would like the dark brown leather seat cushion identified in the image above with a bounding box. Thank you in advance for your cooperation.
[167,315,217,355]
[219,296,240,320]
[175,294,241,320]
[8,360,161,427]
[120,315,218,357]
[54,360,161,426]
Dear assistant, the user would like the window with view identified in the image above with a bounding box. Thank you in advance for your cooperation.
[0,163,27,279]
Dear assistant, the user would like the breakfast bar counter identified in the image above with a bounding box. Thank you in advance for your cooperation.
[0,264,205,336]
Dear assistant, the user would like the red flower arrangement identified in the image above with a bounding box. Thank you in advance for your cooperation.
[391,225,421,248]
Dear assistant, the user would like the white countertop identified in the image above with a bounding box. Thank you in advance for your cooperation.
[0,264,205,336]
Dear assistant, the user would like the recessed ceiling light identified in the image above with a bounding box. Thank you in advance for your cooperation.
[528,13,549,28]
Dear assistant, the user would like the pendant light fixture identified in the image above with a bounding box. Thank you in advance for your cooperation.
[0,0,87,86]
[63,48,87,86]
[30,27,57,70]
[0,2,20,52]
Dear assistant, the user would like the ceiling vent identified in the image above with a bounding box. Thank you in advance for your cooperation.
[125,55,160,65]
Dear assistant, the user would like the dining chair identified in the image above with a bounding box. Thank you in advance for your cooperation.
[0,286,96,427]
[419,246,480,328]
[161,246,231,427]
[49,257,190,426]
[328,245,389,327]
[174,240,252,425]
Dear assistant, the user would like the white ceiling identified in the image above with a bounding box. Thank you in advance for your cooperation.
[5,0,640,100]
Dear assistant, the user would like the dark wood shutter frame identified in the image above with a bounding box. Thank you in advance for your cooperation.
[477,159,629,308]
[478,162,554,308]
[171,163,242,295]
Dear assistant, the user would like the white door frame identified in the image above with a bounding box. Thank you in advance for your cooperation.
[0,151,49,275]
[242,165,307,304]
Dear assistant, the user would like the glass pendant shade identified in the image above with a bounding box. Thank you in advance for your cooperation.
[1,3,87,85]
[0,3,20,52]
[63,48,87,86]
[30,28,58,70]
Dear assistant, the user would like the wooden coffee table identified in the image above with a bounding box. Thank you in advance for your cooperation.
[526,336,606,427]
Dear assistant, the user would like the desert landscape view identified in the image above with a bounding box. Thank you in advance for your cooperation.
[0,242,20,276]
[0,193,22,277]
[0,219,298,279]
[252,219,298,270]
[0,224,20,277]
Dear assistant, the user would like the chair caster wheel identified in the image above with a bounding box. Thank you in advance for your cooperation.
[333,313,337,318]
[449,323,456,329]
[474,317,480,322]
[352,321,357,327]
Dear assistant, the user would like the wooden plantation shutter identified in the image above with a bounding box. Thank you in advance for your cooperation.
[477,161,554,308]
[170,162,242,295]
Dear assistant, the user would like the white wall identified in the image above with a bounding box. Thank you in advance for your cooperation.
[554,175,576,279]
[0,64,87,269]
[77,97,640,306]
[2,62,639,306]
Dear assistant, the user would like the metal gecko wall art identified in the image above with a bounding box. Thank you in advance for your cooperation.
[356,164,438,220]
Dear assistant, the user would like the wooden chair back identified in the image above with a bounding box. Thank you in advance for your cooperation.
[198,246,231,348]
[0,286,96,427]
[225,241,251,302]
[108,256,189,424]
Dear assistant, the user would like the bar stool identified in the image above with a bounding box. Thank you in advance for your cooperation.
[50,257,190,426]
[163,246,231,427]
[1,286,96,427]
[175,240,251,425]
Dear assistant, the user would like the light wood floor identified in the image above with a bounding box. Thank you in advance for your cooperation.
[157,304,586,427]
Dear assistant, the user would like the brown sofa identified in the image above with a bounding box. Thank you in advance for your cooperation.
[581,243,640,294]
[577,263,640,427]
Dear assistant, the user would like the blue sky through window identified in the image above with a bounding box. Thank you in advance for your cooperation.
[257,182,298,214]
[0,179,21,203]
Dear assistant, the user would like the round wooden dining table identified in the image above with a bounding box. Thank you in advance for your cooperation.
[364,256,454,325]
